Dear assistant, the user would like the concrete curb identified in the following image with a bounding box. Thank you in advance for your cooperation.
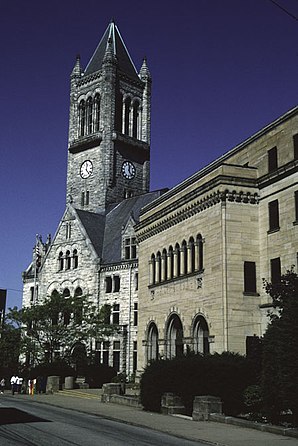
[209,413,298,438]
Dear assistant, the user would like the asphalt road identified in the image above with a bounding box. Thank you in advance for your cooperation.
[0,397,206,446]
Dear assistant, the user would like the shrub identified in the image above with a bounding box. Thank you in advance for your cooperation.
[140,352,257,416]
[243,385,264,421]
[29,360,76,381]
[81,364,117,388]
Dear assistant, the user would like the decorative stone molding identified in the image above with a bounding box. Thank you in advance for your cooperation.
[137,189,260,242]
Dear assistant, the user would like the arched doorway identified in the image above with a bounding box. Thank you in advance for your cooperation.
[193,315,209,355]
[166,314,184,358]
[147,322,159,362]
[71,342,87,374]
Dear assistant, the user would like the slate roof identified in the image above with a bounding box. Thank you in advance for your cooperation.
[84,21,139,81]
[75,209,106,258]
[75,191,165,264]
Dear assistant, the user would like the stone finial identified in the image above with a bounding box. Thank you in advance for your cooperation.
[71,54,82,77]
[139,57,151,81]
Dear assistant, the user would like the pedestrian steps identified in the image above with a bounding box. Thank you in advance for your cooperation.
[58,389,102,400]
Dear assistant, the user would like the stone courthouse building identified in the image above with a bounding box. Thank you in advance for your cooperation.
[22,21,165,376]
[22,20,298,377]
[136,106,298,371]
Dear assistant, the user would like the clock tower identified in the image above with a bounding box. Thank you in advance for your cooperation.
[66,21,151,213]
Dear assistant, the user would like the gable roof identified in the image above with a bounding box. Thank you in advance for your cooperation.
[74,191,165,264]
[101,192,163,263]
[84,20,139,81]
[75,209,106,258]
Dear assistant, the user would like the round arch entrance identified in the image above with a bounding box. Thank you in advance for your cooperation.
[166,314,184,359]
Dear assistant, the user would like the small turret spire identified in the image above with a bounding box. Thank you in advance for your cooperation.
[103,36,117,65]
[139,57,151,81]
[71,54,82,77]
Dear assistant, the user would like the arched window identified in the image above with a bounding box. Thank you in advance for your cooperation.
[132,100,140,139]
[58,252,64,271]
[156,251,162,283]
[73,249,78,269]
[86,97,93,134]
[74,287,82,297]
[115,92,123,132]
[189,237,195,273]
[168,246,174,279]
[181,240,187,275]
[51,289,59,298]
[124,97,131,135]
[147,323,159,362]
[94,94,100,132]
[193,315,209,355]
[150,254,156,285]
[51,290,59,325]
[79,100,86,137]
[63,289,71,325]
[65,251,71,270]
[197,234,204,271]
[166,314,184,359]
[74,287,83,324]
[162,248,167,281]
[63,288,70,298]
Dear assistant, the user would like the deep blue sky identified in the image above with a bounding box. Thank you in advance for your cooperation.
[1,0,297,309]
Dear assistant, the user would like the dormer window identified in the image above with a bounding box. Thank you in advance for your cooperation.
[65,251,71,270]
[124,237,137,260]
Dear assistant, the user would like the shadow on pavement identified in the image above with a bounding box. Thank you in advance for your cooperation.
[0,408,49,425]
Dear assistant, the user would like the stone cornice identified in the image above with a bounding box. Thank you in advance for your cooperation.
[257,159,298,189]
[77,71,102,87]
[101,261,138,272]
[136,188,259,242]
[141,106,298,213]
[137,172,258,229]
[76,70,144,89]
[69,135,102,153]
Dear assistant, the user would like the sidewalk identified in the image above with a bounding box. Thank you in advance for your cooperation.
[8,389,298,446]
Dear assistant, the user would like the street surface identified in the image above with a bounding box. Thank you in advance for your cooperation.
[0,396,206,446]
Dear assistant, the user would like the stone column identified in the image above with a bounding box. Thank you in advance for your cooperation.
[173,249,178,278]
[194,241,199,271]
[181,246,187,275]
[149,260,154,285]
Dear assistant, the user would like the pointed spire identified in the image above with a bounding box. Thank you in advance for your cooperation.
[84,21,139,80]
[71,54,82,78]
[102,36,117,65]
[139,57,151,81]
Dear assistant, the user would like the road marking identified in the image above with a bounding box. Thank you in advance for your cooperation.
[58,390,102,400]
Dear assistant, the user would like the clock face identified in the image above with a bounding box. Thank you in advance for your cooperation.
[121,161,136,180]
[80,160,93,179]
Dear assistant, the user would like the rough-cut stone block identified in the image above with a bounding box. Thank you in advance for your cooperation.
[192,395,222,421]
[46,376,60,394]
[161,392,186,415]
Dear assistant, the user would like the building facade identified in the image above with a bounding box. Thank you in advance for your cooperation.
[22,20,298,379]
[22,21,163,377]
[136,107,298,371]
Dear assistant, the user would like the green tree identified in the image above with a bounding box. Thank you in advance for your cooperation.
[10,293,116,369]
[0,307,22,375]
[262,268,298,425]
